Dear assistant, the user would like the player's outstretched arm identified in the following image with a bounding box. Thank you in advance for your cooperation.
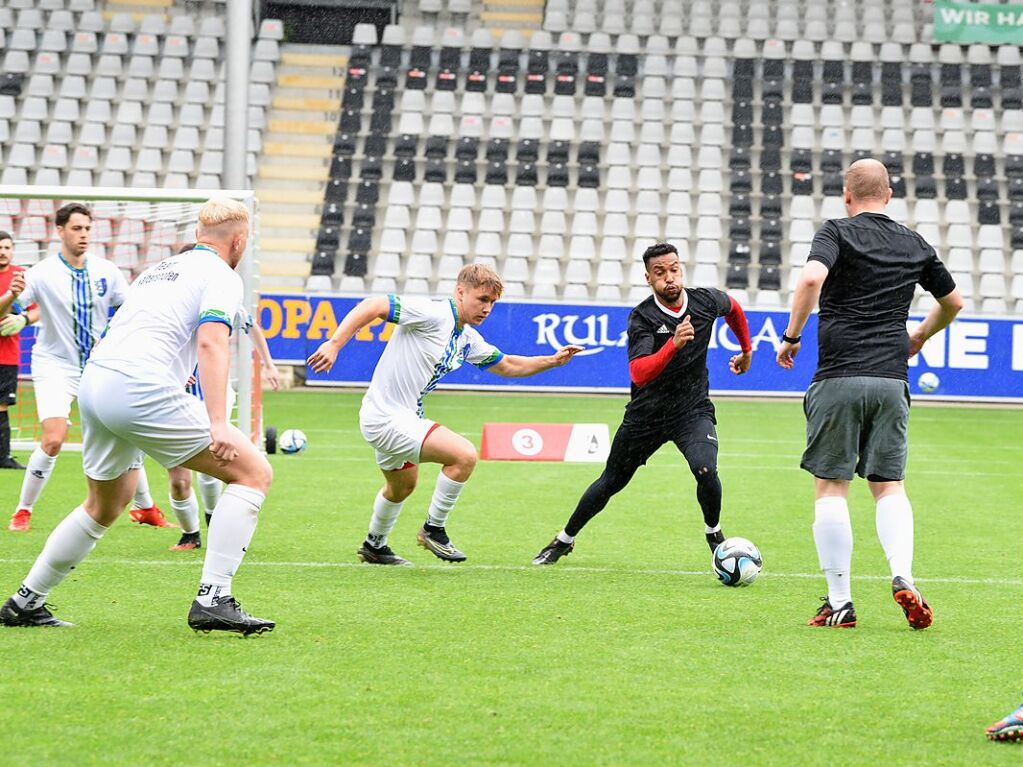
[196,322,240,464]
[777,260,829,370]
[908,288,964,358]
[249,324,281,391]
[307,296,390,374]
[724,296,753,375]
[490,345,584,377]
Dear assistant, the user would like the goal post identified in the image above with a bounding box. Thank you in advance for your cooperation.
[0,185,262,451]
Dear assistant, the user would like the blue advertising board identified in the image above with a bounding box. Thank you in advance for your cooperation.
[255,294,1023,402]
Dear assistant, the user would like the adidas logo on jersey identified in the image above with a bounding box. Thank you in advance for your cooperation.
[656,324,670,334]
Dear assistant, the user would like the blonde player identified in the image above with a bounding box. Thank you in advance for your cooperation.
[0,203,169,532]
[166,278,281,551]
[0,197,274,634]
[308,263,583,565]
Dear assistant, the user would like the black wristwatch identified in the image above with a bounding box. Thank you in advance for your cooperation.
[781,333,801,344]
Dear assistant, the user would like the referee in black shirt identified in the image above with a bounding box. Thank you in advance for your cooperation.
[777,159,963,630]
[533,242,754,565]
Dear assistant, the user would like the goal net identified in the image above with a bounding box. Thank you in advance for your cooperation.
[0,185,263,451]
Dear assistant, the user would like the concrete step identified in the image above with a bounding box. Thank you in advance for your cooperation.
[261,236,317,253]
[261,277,309,292]
[260,153,329,167]
[262,212,322,229]
[281,51,349,69]
[267,118,336,136]
[277,73,346,91]
[270,108,339,123]
[258,164,329,182]
[262,131,333,147]
[272,96,343,112]
[256,187,326,203]
[263,141,333,159]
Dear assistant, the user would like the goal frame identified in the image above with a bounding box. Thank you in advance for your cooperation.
[0,185,262,450]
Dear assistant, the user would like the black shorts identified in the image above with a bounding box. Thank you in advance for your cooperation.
[610,412,720,478]
[0,365,16,407]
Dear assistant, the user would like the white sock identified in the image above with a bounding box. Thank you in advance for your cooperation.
[426,473,465,528]
[17,447,58,511]
[812,496,853,606]
[133,464,154,509]
[705,524,721,534]
[170,492,201,534]
[367,491,403,548]
[875,492,914,582]
[197,472,224,514]
[14,506,108,607]
[556,530,575,544]
[197,484,264,607]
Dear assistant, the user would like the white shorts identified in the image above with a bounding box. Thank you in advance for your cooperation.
[79,364,212,481]
[32,359,81,422]
[360,410,438,471]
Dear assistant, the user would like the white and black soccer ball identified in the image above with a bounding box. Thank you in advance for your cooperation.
[278,429,308,454]
[713,537,763,587]
[917,371,940,393]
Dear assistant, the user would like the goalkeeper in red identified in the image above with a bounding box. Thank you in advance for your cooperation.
[533,242,753,565]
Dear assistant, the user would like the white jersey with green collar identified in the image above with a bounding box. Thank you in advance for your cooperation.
[360,294,503,421]
[88,245,242,387]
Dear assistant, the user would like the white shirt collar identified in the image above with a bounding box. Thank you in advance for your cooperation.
[654,289,688,318]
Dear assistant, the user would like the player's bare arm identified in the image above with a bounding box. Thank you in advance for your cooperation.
[307,296,390,373]
[908,288,964,358]
[196,322,238,464]
[249,324,281,391]
[490,345,585,377]
[777,260,829,369]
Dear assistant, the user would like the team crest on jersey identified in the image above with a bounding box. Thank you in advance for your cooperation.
[94,277,108,297]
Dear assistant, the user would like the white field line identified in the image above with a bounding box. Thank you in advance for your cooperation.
[0,558,1014,586]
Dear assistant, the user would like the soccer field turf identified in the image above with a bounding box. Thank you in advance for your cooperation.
[1,389,1021,766]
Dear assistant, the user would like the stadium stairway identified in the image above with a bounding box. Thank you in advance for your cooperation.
[257,44,347,292]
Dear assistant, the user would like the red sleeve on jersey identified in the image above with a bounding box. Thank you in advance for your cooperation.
[725,296,752,353]
[629,338,678,387]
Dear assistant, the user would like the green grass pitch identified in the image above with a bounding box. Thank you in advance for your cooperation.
[1,389,1021,766]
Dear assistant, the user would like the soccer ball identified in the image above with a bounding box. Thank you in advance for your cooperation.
[713,537,763,587]
[278,429,308,454]
[917,372,940,393]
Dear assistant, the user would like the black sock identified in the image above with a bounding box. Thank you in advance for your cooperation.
[0,410,10,460]
[696,471,722,529]
[564,472,626,537]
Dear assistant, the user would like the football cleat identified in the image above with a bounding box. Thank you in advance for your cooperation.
[0,456,26,470]
[808,597,857,628]
[986,698,1023,741]
[705,529,726,553]
[170,531,202,551]
[0,597,73,627]
[892,576,933,630]
[8,509,31,532]
[187,597,274,636]
[356,541,412,566]
[416,525,467,562]
[130,504,176,528]
[532,537,574,566]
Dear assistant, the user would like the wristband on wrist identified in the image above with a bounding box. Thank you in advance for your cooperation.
[782,333,801,344]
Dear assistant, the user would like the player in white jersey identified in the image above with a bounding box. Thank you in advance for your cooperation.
[0,197,275,634]
[165,258,281,551]
[0,203,170,532]
[308,263,583,565]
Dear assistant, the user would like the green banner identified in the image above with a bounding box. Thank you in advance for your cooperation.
[934,1,1023,44]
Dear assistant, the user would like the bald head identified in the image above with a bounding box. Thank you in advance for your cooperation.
[844,159,891,204]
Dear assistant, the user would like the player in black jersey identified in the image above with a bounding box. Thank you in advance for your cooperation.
[533,243,753,566]
[776,159,962,630]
